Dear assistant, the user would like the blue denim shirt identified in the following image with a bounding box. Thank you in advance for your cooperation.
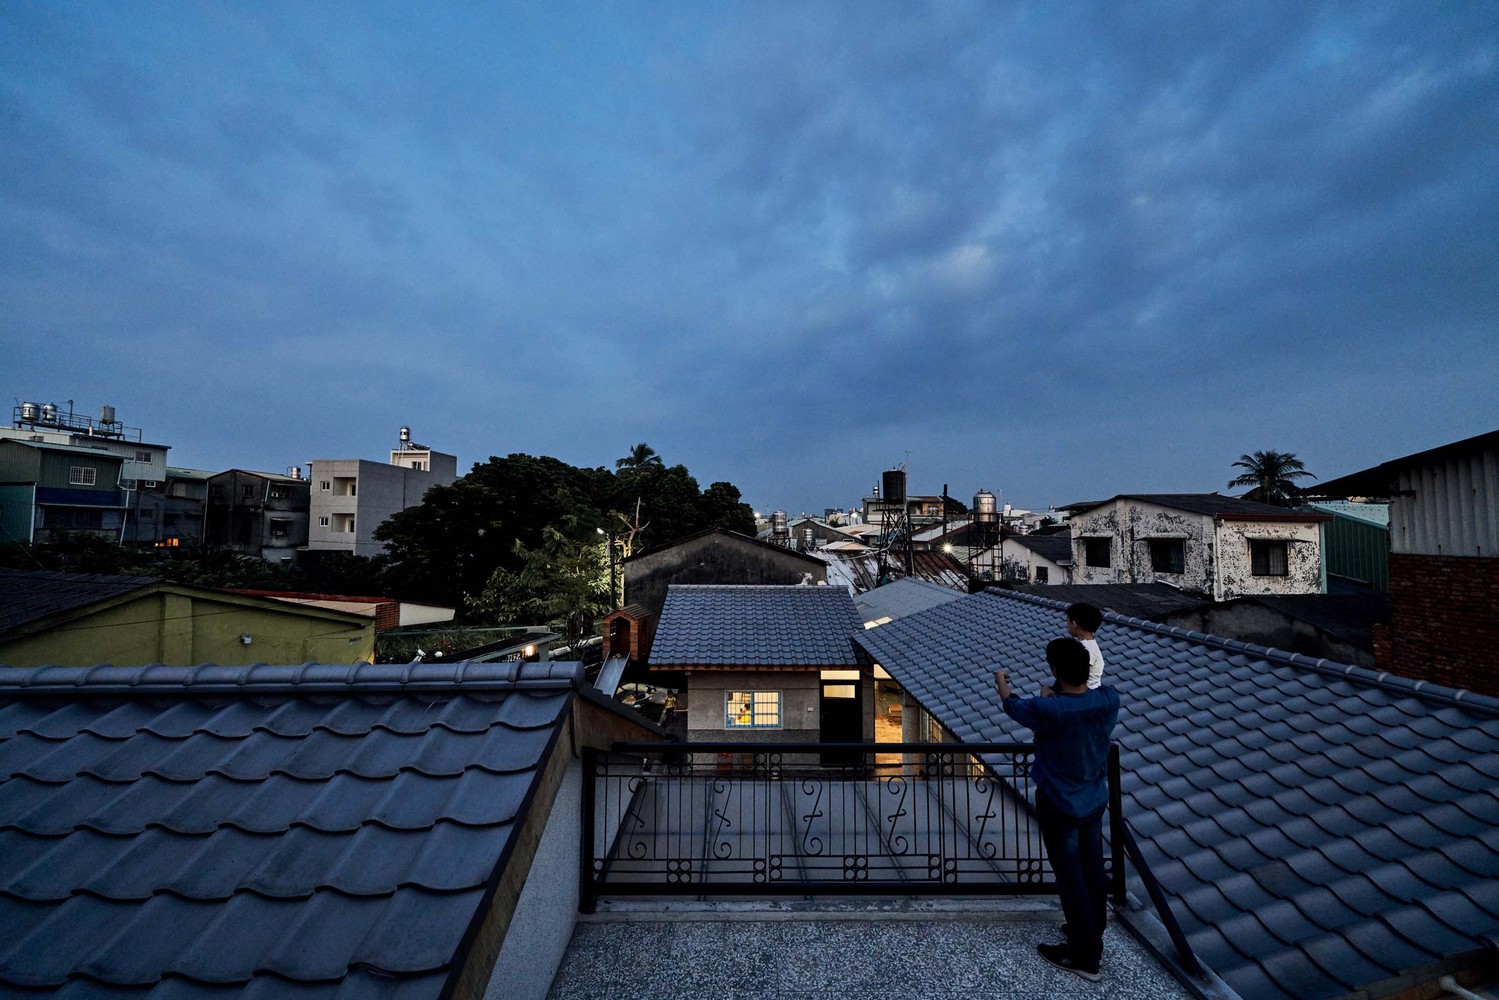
[1003,686,1121,818]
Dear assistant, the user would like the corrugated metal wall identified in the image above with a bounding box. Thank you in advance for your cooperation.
[1323,513,1390,589]
[1394,446,1499,557]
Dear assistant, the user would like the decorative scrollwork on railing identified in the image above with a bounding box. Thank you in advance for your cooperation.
[768,855,783,881]
[800,779,826,856]
[883,775,910,854]
[925,853,942,881]
[665,754,695,778]
[842,855,870,881]
[1010,753,1032,780]
[666,858,694,883]
[942,858,958,883]
[1016,858,1046,883]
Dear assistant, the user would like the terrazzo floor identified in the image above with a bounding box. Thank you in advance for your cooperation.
[548,901,1196,999]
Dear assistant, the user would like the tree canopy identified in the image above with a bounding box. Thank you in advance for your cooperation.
[376,447,755,615]
[1228,450,1316,506]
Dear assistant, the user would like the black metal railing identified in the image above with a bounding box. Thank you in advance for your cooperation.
[581,742,1126,908]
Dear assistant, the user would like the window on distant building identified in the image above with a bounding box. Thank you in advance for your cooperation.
[1149,539,1185,574]
[725,691,781,728]
[140,480,157,489]
[1084,537,1111,568]
[269,518,291,538]
[135,451,151,463]
[1250,539,1289,576]
[319,480,331,492]
[1035,565,1049,584]
[269,486,288,499]
[242,485,255,499]
[318,516,330,527]
[345,518,355,533]
[68,467,97,486]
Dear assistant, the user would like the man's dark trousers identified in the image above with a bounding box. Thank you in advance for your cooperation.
[1036,786,1108,969]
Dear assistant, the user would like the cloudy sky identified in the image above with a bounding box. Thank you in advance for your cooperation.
[4,2,1495,515]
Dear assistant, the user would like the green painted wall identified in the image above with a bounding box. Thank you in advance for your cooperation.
[0,590,375,667]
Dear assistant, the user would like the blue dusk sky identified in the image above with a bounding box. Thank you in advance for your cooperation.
[3,3,1496,516]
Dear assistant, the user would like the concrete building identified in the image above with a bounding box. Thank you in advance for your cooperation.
[130,467,213,548]
[0,439,131,545]
[203,470,311,563]
[1064,494,1331,601]
[307,432,458,557]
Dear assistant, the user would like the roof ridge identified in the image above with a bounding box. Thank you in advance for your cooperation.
[986,589,1499,718]
[0,661,587,698]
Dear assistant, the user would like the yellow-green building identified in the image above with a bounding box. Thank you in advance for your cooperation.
[0,570,375,667]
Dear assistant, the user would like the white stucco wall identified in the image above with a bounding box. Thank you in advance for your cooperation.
[485,760,581,1000]
[1070,499,1323,600]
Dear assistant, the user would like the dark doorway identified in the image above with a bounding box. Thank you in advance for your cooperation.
[819,679,863,766]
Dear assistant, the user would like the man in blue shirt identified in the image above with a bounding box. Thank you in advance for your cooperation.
[995,637,1121,982]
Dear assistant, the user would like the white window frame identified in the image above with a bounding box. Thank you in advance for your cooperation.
[318,516,330,527]
[69,467,97,486]
[725,690,782,729]
[319,480,331,492]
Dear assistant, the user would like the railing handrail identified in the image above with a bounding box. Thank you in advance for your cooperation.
[609,740,1034,754]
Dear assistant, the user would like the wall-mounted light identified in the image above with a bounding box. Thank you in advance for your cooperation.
[239,634,252,645]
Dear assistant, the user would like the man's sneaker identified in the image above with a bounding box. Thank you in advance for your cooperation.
[1037,942,1101,983]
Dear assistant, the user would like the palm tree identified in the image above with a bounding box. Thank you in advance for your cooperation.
[1228,451,1316,506]
[616,442,664,471]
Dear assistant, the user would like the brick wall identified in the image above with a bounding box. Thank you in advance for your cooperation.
[1381,553,1499,697]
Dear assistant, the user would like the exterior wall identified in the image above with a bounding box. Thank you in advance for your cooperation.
[1378,553,1499,697]
[1164,601,1375,668]
[1388,445,1498,558]
[1070,501,1215,593]
[1213,519,1323,601]
[205,472,310,561]
[1315,508,1390,591]
[485,760,581,1000]
[308,456,457,557]
[1070,499,1324,600]
[0,591,374,667]
[624,533,827,619]
[984,537,1069,585]
[685,669,821,742]
[132,471,210,547]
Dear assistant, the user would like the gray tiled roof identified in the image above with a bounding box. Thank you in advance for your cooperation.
[0,660,583,998]
[1012,583,1212,621]
[0,570,159,634]
[854,589,1499,1000]
[854,578,965,623]
[650,585,862,667]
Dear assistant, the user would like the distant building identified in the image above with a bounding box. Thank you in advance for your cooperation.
[130,467,213,548]
[0,400,170,545]
[1316,429,1498,696]
[203,469,311,563]
[0,439,130,544]
[307,430,458,557]
[1062,494,1330,601]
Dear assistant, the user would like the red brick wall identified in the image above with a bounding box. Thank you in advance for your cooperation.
[1381,554,1499,697]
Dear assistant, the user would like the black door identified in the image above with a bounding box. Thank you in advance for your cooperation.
[819,680,863,766]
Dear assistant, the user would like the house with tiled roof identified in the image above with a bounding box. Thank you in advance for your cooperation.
[0,659,660,998]
[854,587,1499,1000]
[0,569,376,667]
[1065,494,1332,601]
[648,584,867,744]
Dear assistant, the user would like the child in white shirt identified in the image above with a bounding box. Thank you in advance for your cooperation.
[1066,602,1106,689]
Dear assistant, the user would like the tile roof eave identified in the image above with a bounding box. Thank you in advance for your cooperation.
[0,660,588,699]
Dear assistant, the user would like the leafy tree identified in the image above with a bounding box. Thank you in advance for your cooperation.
[469,528,608,650]
[1228,451,1316,506]
[699,481,756,536]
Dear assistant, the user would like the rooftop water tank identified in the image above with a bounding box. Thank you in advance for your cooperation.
[882,469,907,504]
[973,490,998,524]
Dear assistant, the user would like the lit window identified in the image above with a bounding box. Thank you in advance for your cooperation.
[69,467,97,486]
[1084,537,1111,568]
[725,691,781,729]
[1250,540,1289,576]
[1149,539,1184,574]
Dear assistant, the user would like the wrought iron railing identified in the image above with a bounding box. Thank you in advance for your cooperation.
[581,742,1126,908]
